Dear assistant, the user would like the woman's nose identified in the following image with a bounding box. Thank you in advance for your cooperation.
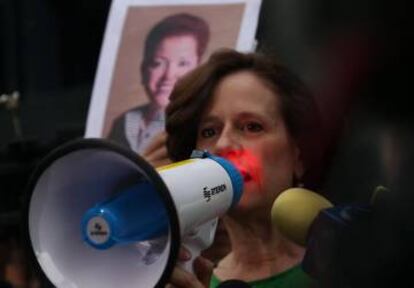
[163,63,179,80]
[214,128,241,154]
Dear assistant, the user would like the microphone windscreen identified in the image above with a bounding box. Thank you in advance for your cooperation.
[217,279,252,288]
[271,188,333,246]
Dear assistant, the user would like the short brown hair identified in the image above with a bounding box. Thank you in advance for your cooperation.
[141,13,210,85]
[166,49,325,189]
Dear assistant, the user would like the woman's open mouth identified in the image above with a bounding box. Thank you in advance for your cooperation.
[240,169,252,182]
[218,150,258,183]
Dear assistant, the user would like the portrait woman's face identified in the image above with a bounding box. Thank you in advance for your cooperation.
[147,35,199,109]
[196,71,303,212]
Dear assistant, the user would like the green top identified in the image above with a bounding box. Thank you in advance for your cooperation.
[209,265,315,288]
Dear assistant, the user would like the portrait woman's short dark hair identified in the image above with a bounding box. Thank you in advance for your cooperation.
[141,13,210,83]
[166,49,326,189]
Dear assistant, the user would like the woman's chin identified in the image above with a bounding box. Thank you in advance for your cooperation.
[233,194,264,212]
[240,182,261,198]
[153,94,170,108]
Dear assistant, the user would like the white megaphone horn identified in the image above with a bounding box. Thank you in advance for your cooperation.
[24,138,243,288]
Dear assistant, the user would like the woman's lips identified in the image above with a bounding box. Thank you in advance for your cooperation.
[240,169,252,182]
[218,150,257,183]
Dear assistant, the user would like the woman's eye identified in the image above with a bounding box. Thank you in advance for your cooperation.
[242,122,263,133]
[200,127,216,138]
[149,59,163,69]
[178,59,190,67]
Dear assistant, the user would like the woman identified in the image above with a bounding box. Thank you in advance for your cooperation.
[165,49,324,287]
[108,13,210,154]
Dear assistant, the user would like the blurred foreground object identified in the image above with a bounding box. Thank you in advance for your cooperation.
[0,91,22,139]
[272,185,412,288]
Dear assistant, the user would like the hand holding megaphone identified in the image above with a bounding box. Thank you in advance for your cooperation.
[25,139,243,288]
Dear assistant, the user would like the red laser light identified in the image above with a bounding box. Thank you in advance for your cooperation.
[218,149,262,184]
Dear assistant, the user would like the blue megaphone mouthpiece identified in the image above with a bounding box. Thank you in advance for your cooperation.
[81,181,169,249]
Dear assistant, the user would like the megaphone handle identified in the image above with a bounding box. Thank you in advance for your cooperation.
[180,218,218,273]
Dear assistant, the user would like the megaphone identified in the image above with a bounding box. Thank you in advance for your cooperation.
[24,138,243,288]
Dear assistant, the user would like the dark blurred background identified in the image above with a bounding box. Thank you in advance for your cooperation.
[1,0,412,287]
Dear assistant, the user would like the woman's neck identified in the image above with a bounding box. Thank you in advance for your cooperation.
[144,103,164,124]
[214,214,305,282]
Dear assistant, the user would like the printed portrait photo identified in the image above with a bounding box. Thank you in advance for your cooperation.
[86,0,262,154]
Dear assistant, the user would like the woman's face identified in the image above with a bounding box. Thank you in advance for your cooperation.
[146,35,199,109]
[196,71,303,212]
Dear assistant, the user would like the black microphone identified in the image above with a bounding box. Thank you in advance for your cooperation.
[217,279,252,288]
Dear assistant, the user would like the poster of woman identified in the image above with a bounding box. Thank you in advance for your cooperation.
[85,0,262,153]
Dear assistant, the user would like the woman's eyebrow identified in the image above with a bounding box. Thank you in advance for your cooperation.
[236,111,271,121]
[199,115,220,125]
